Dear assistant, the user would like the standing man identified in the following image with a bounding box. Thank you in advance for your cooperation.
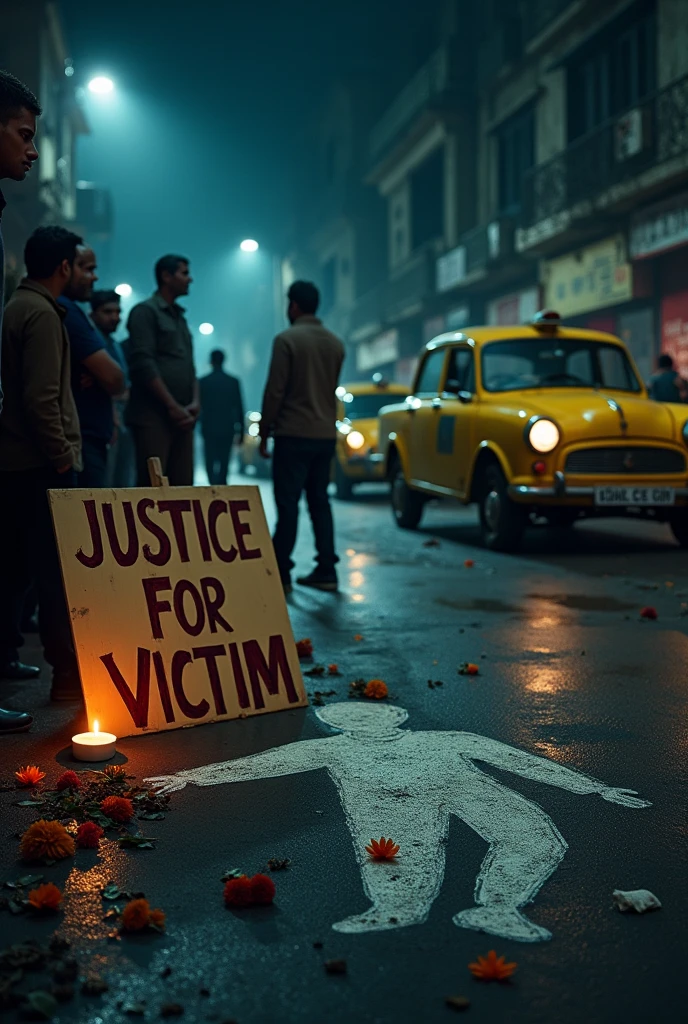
[647,353,688,403]
[125,255,199,485]
[199,349,244,484]
[61,249,125,487]
[91,289,134,486]
[0,226,83,703]
[0,70,40,732]
[259,280,344,593]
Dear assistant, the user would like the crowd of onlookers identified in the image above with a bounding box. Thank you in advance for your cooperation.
[0,66,353,737]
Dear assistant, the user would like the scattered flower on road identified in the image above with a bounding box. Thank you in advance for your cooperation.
[76,821,104,849]
[56,770,82,792]
[296,638,314,658]
[364,679,388,700]
[224,875,254,907]
[366,837,400,861]
[459,663,480,676]
[468,950,517,982]
[640,606,658,620]
[27,882,63,911]
[15,765,45,787]
[20,820,75,863]
[249,874,276,905]
[100,795,134,823]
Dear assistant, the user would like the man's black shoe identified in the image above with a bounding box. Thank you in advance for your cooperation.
[296,570,338,592]
[0,708,33,733]
[0,661,40,680]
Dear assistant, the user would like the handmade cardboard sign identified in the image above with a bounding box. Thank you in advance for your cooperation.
[49,483,307,738]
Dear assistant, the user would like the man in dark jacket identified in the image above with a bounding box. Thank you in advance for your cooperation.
[125,255,199,485]
[647,353,688,403]
[259,280,344,593]
[0,69,40,731]
[0,226,83,703]
[199,349,244,484]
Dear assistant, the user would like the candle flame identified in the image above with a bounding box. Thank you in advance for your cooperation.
[93,720,99,734]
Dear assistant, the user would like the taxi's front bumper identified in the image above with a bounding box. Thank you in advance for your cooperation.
[509,471,688,503]
[339,452,386,480]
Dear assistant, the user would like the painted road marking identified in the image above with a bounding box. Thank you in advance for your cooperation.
[146,703,651,942]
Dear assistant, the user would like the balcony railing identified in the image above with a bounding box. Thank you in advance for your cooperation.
[521,72,688,232]
[385,249,434,322]
[369,47,459,163]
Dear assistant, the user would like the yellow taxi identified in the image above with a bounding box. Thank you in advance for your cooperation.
[236,411,272,479]
[378,310,688,550]
[334,376,409,499]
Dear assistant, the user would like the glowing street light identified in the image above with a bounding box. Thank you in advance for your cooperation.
[88,76,114,96]
[240,239,259,253]
[114,283,132,298]
[199,322,214,336]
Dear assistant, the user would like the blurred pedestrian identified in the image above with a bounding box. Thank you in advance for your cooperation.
[647,353,688,403]
[0,69,40,732]
[0,226,83,703]
[61,249,125,487]
[199,349,244,484]
[259,280,344,593]
[125,255,199,485]
[91,289,135,486]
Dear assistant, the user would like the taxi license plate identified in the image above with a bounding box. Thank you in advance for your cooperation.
[594,486,675,507]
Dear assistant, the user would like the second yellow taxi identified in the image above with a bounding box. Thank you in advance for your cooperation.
[334,376,408,499]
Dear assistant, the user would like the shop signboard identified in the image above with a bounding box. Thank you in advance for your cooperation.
[542,236,632,318]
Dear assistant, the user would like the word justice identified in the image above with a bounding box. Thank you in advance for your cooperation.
[75,497,262,568]
[101,633,300,729]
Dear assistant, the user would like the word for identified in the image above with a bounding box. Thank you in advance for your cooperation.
[101,634,299,728]
[76,498,262,569]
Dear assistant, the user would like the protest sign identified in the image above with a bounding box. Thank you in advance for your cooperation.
[49,480,307,738]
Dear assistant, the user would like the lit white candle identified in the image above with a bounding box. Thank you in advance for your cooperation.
[71,720,117,762]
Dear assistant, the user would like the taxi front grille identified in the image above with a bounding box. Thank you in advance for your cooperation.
[565,447,685,474]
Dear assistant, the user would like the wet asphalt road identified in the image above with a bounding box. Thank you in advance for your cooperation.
[1,482,687,1024]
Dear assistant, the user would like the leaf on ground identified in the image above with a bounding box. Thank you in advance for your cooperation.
[102,882,123,900]
[13,800,45,808]
[137,812,165,821]
[220,868,244,882]
[117,835,156,849]
[24,990,59,1019]
[16,875,44,887]
[7,899,27,915]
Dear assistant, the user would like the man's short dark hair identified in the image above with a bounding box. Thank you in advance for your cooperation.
[288,280,319,315]
[658,353,674,370]
[0,69,41,124]
[91,289,120,313]
[210,349,225,367]
[155,254,188,286]
[24,226,83,280]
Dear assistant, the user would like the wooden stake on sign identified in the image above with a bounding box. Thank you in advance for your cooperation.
[147,456,168,488]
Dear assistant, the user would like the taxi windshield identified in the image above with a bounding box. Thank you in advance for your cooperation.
[481,337,641,394]
[341,392,399,419]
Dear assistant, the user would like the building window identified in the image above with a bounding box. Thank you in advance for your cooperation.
[567,3,656,140]
[410,148,444,250]
[497,104,535,215]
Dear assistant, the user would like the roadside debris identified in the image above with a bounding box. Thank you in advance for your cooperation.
[468,950,517,982]
[612,889,661,913]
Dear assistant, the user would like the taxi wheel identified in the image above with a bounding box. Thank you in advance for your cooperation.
[669,513,688,547]
[335,463,354,501]
[479,464,527,552]
[391,468,424,530]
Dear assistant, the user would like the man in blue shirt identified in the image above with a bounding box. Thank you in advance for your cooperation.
[60,247,125,487]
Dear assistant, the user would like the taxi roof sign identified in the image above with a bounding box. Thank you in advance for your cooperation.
[530,309,562,329]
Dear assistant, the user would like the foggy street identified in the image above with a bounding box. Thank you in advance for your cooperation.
[1,482,685,1024]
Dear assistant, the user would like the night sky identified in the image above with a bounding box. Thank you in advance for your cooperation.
[60,0,438,387]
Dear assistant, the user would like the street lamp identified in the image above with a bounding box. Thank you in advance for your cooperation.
[240,239,259,253]
[115,283,132,298]
[199,322,214,336]
[88,76,114,96]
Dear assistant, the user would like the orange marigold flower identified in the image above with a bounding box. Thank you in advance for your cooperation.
[27,882,63,911]
[364,679,388,700]
[56,770,81,792]
[103,764,127,780]
[250,873,276,905]
[100,795,134,823]
[20,820,75,863]
[76,821,104,849]
[365,837,400,860]
[640,606,658,620]
[353,634,363,642]
[296,638,313,659]
[15,765,45,787]
[464,559,475,568]
[224,875,253,907]
[468,950,517,982]
[459,662,480,676]
[328,664,339,675]
[121,898,151,931]
[149,908,166,930]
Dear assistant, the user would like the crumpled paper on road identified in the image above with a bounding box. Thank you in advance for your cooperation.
[612,889,661,913]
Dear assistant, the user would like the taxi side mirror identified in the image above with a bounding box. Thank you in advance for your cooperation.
[458,390,473,404]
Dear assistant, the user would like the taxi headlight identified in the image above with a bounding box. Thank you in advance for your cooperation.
[682,421,688,447]
[247,423,260,437]
[347,430,365,451]
[526,417,560,453]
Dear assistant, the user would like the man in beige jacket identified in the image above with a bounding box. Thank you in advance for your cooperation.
[260,281,345,592]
